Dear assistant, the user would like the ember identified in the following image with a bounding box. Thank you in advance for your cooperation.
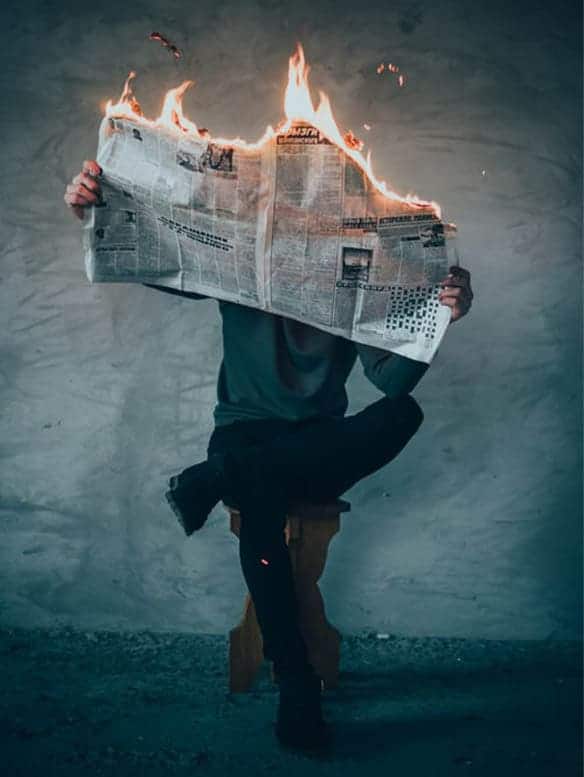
[343,130,364,151]
[149,32,182,60]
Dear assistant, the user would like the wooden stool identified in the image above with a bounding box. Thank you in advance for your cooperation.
[226,498,350,693]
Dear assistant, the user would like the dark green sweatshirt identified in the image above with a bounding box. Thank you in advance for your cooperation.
[143,284,429,427]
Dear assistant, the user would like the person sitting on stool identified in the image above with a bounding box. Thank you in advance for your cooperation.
[65,160,474,753]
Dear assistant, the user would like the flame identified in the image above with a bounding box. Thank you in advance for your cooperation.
[105,44,440,216]
[105,71,143,118]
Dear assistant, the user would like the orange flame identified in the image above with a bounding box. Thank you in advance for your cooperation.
[158,80,198,133]
[105,44,440,216]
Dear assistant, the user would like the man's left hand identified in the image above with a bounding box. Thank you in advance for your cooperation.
[439,265,473,323]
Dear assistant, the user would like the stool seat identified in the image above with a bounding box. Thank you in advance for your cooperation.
[223,498,350,514]
[225,498,350,693]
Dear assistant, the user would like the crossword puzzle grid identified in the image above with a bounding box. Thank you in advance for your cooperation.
[385,285,441,338]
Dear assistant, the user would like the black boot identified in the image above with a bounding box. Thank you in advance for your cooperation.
[274,664,333,753]
[165,454,227,536]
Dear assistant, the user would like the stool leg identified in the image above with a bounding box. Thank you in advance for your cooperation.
[229,594,264,693]
[228,511,265,692]
[288,515,342,690]
[228,507,343,692]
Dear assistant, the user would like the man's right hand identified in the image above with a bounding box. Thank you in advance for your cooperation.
[64,160,102,220]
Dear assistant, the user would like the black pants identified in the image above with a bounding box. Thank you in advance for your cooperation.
[207,393,424,673]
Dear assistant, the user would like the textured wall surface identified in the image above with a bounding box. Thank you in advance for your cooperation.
[1,0,581,638]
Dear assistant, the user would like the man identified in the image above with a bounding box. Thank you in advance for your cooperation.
[65,160,473,752]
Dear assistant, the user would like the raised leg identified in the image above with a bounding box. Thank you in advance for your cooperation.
[223,394,424,514]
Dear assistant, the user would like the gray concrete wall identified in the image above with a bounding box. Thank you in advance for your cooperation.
[1,0,581,639]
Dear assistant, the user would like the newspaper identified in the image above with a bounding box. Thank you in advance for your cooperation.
[83,116,457,363]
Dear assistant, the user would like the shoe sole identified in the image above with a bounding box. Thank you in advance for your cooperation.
[165,488,194,537]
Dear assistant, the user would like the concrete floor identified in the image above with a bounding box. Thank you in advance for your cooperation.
[1,628,581,776]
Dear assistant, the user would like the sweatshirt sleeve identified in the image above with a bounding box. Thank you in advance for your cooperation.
[355,342,429,398]
[142,283,208,301]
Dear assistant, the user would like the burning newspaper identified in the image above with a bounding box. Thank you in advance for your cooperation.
[83,47,456,363]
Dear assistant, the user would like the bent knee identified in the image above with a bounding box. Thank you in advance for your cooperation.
[397,393,424,433]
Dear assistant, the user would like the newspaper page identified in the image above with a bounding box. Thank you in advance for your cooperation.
[83,116,456,363]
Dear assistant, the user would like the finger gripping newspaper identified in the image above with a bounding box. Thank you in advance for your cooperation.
[83,116,456,363]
